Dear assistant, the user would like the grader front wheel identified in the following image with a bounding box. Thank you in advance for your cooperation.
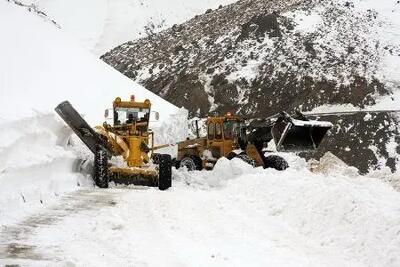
[158,154,172,190]
[179,155,203,171]
[94,145,109,188]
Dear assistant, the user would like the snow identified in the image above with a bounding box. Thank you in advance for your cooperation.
[291,118,333,127]
[0,113,93,226]
[20,0,238,55]
[0,0,178,126]
[280,0,399,86]
[290,10,323,33]
[352,0,400,85]
[300,0,400,110]
[1,157,400,266]
[199,73,219,112]
[207,0,400,110]
[0,0,182,225]
[307,104,362,114]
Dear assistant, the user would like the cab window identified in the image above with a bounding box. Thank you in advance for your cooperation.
[208,122,215,139]
[224,121,234,139]
[114,107,150,125]
[215,123,223,139]
[224,121,240,139]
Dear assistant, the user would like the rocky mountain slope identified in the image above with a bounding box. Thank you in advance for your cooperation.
[101,0,400,173]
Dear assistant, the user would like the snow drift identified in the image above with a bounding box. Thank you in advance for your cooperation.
[173,158,400,267]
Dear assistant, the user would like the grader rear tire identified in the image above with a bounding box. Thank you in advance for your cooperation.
[94,145,109,188]
[179,155,203,171]
[158,154,172,190]
[236,153,256,167]
[264,155,289,171]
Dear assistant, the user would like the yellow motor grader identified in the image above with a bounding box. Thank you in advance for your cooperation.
[175,112,333,171]
[55,96,172,190]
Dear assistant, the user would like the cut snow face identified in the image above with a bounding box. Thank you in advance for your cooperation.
[0,113,93,226]
[18,0,239,55]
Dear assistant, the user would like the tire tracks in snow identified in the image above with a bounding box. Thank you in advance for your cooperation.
[0,189,118,265]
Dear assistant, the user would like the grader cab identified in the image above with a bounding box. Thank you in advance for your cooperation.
[55,96,172,190]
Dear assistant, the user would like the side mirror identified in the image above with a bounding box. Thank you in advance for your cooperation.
[154,111,160,121]
[104,109,109,118]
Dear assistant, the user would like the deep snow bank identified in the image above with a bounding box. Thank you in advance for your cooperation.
[0,1,186,224]
[174,157,400,266]
[0,0,179,125]
[0,113,92,226]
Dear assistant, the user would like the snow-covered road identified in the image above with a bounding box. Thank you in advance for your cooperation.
[0,190,118,265]
[0,187,349,267]
[1,158,400,267]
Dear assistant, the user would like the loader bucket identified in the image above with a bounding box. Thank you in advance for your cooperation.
[272,118,332,152]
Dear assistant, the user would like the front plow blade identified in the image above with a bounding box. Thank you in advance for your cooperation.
[272,119,332,152]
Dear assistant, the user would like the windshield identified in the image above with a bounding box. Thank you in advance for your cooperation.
[114,107,150,125]
[224,120,241,139]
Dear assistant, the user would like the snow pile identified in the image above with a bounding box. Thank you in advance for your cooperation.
[174,157,400,266]
[367,167,400,192]
[308,152,359,177]
[19,0,238,55]
[153,108,189,146]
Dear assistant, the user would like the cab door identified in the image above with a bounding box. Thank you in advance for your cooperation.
[222,120,237,157]
[207,122,224,159]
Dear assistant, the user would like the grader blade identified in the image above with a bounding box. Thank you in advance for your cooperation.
[272,118,332,152]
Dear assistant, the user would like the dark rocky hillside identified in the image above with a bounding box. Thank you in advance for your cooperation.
[101,0,400,173]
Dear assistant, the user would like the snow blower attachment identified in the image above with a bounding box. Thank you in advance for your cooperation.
[174,112,332,171]
[55,97,172,190]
